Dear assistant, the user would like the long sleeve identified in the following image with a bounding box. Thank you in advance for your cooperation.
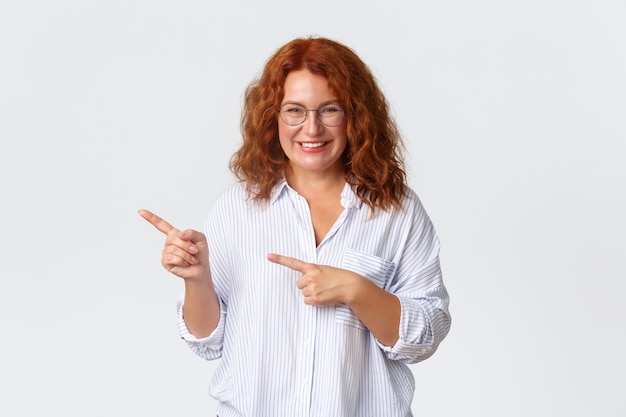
[175,194,234,361]
[378,193,451,363]
[176,294,227,360]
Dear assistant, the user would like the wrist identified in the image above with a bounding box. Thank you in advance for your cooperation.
[184,274,214,292]
[341,272,367,306]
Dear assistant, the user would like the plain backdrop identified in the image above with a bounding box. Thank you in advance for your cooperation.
[1,1,624,416]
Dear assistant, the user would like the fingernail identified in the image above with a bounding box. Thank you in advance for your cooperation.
[189,245,198,254]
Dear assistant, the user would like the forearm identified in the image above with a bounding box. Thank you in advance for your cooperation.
[182,279,221,338]
[345,277,401,347]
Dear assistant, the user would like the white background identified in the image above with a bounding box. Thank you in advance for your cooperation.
[1,0,624,416]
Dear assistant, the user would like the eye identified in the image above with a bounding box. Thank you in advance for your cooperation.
[319,105,343,114]
[282,104,305,114]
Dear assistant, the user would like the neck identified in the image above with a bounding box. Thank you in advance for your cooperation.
[285,166,346,199]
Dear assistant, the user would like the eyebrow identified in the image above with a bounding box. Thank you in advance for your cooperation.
[280,99,342,107]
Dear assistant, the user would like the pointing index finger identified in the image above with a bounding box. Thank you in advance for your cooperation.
[267,253,308,273]
[138,209,178,235]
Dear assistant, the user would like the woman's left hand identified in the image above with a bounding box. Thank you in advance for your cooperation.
[267,253,360,306]
[267,252,401,346]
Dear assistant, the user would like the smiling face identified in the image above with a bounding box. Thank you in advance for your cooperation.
[278,69,348,181]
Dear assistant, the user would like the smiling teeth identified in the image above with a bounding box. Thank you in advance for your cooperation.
[301,142,326,148]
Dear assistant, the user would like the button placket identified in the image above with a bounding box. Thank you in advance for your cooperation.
[289,191,318,416]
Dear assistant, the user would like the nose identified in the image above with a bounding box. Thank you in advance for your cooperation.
[303,110,323,135]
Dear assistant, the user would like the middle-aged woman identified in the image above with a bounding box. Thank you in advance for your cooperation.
[140,36,451,417]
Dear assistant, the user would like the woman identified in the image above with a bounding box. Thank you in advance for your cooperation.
[139,36,450,417]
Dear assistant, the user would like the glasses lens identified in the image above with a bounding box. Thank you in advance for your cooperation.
[318,104,344,127]
[279,104,306,126]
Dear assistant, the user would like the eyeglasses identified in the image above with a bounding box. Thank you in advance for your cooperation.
[277,103,345,127]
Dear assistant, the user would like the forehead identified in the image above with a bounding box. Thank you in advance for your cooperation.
[282,70,336,103]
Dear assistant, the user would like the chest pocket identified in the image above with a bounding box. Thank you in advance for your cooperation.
[335,249,396,331]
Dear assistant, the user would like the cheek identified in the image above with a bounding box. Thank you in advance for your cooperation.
[277,125,295,153]
[277,120,295,139]
[335,127,349,152]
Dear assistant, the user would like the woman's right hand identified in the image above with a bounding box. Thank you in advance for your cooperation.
[138,209,210,283]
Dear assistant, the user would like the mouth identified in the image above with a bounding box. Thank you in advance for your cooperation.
[299,141,328,148]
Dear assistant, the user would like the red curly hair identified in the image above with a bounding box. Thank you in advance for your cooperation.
[229,36,407,212]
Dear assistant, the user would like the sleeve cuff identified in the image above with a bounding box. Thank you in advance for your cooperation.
[176,297,226,345]
[375,296,435,361]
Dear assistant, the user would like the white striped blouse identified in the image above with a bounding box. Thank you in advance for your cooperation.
[177,180,451,417]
